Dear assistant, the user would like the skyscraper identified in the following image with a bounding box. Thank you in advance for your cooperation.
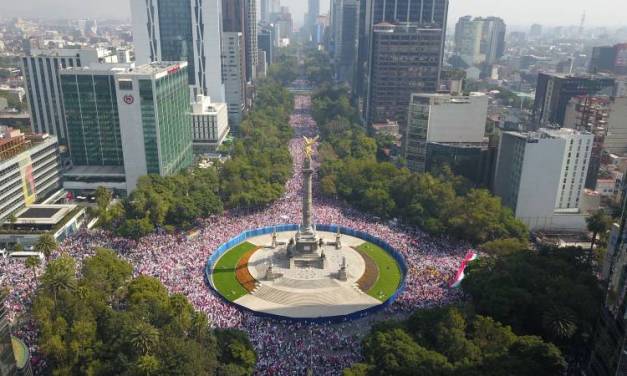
[359,0,449,126]
[244,0,258,82]
[365,23,444,128]
[130,0,225,101]
[454,16,506,66]
[222,0,246,33]
[260,0,271,23]
[222,32,247,134]
[21,48,105,146]
[258,27,274,65]
[306,0,320,38]
[331,0,359,83]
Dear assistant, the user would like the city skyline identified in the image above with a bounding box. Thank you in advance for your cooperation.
[3,0,626,28]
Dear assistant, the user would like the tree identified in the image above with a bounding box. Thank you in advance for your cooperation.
[542,306,578,341]
[480,238,529,257]
[350,306,565,376]
[462,248,602,368]
[13,243,24,252]
[25,256,41,284]
[95,186,113,215]
[128,322,160,355]
[40,256,77,306]
[33,250,254,375]
[586,210,611,252]
[35,232,58,261]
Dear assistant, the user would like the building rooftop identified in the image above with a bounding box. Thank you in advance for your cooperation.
[506,127,591,141]
[121,61,188,77]
[61,61,188,78]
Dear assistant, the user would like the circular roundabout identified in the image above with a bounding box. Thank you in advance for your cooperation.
[205,225,406,320]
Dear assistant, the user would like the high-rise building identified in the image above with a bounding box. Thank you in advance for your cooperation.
[403,92,488,172]
[191,95,229,154]
[130,0,225,101]
[305,0,320,39]
[307,0,320,27]
[222,32,247,135]
[272,7,293,41]
[60,65,126,168]
[590,44,627,75]
[454,16,483,66]
[604,97,627,156]
[493,128,593,231]
[223,0,246,33]
[331,0,360,83]
[21,48,107,146]
[0,127,61,223]
[589,46,616,73]
[533,73,615,128]
[244,0,258,82]
[260,0,271,23]
[563,96,611,190]
[115,62,193,191]
[365,23,444,128]
[454,16,506,66]
[258,28,274,65]
[271,0,280,13]
[529,23,542,39]
[359,0,449,125]
[589,186,627,376]
[60,62,193,194]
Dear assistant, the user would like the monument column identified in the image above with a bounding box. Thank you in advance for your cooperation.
[302,156,314,234]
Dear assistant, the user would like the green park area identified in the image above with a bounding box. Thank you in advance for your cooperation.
[212,242,258,301]
[356,242,402,301]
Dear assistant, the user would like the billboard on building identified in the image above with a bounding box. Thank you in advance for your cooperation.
[18,155,36,205]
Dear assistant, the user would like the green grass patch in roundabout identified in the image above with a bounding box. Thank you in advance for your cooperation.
[212,242,258,301]
[356,242,402,302]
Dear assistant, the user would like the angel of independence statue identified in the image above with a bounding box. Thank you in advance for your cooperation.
[303,135,319,160]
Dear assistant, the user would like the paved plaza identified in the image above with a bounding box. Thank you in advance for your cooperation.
[231,231,382,318]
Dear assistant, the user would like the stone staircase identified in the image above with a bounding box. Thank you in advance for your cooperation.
[252,284,364,306]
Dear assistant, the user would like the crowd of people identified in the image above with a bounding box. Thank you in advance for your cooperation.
[0,95,471,375]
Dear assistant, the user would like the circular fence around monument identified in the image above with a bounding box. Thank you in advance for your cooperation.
[204,224,408,323]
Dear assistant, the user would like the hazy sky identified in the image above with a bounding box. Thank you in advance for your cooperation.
[3,0,626,28]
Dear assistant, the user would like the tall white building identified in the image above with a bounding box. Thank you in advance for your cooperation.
[493,128,594,231]
[130,0,225,101]
[21,48,106,146]
[403,93,488,172]
[221,32,247,134]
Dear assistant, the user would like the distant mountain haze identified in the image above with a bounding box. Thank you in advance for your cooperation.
[2,0,625,27]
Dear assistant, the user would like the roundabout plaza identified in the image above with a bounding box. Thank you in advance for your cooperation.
[207,137,405,319]
[1,95,469,375]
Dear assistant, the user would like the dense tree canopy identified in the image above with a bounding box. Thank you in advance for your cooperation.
[33,249,255,375]
[462,247,603,367]
[312,83,527,245]
[345,306,566,376]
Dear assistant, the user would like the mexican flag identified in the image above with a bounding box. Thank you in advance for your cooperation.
[449,251,478,288]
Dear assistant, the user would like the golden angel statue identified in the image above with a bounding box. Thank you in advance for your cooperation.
[303,135,319,160]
